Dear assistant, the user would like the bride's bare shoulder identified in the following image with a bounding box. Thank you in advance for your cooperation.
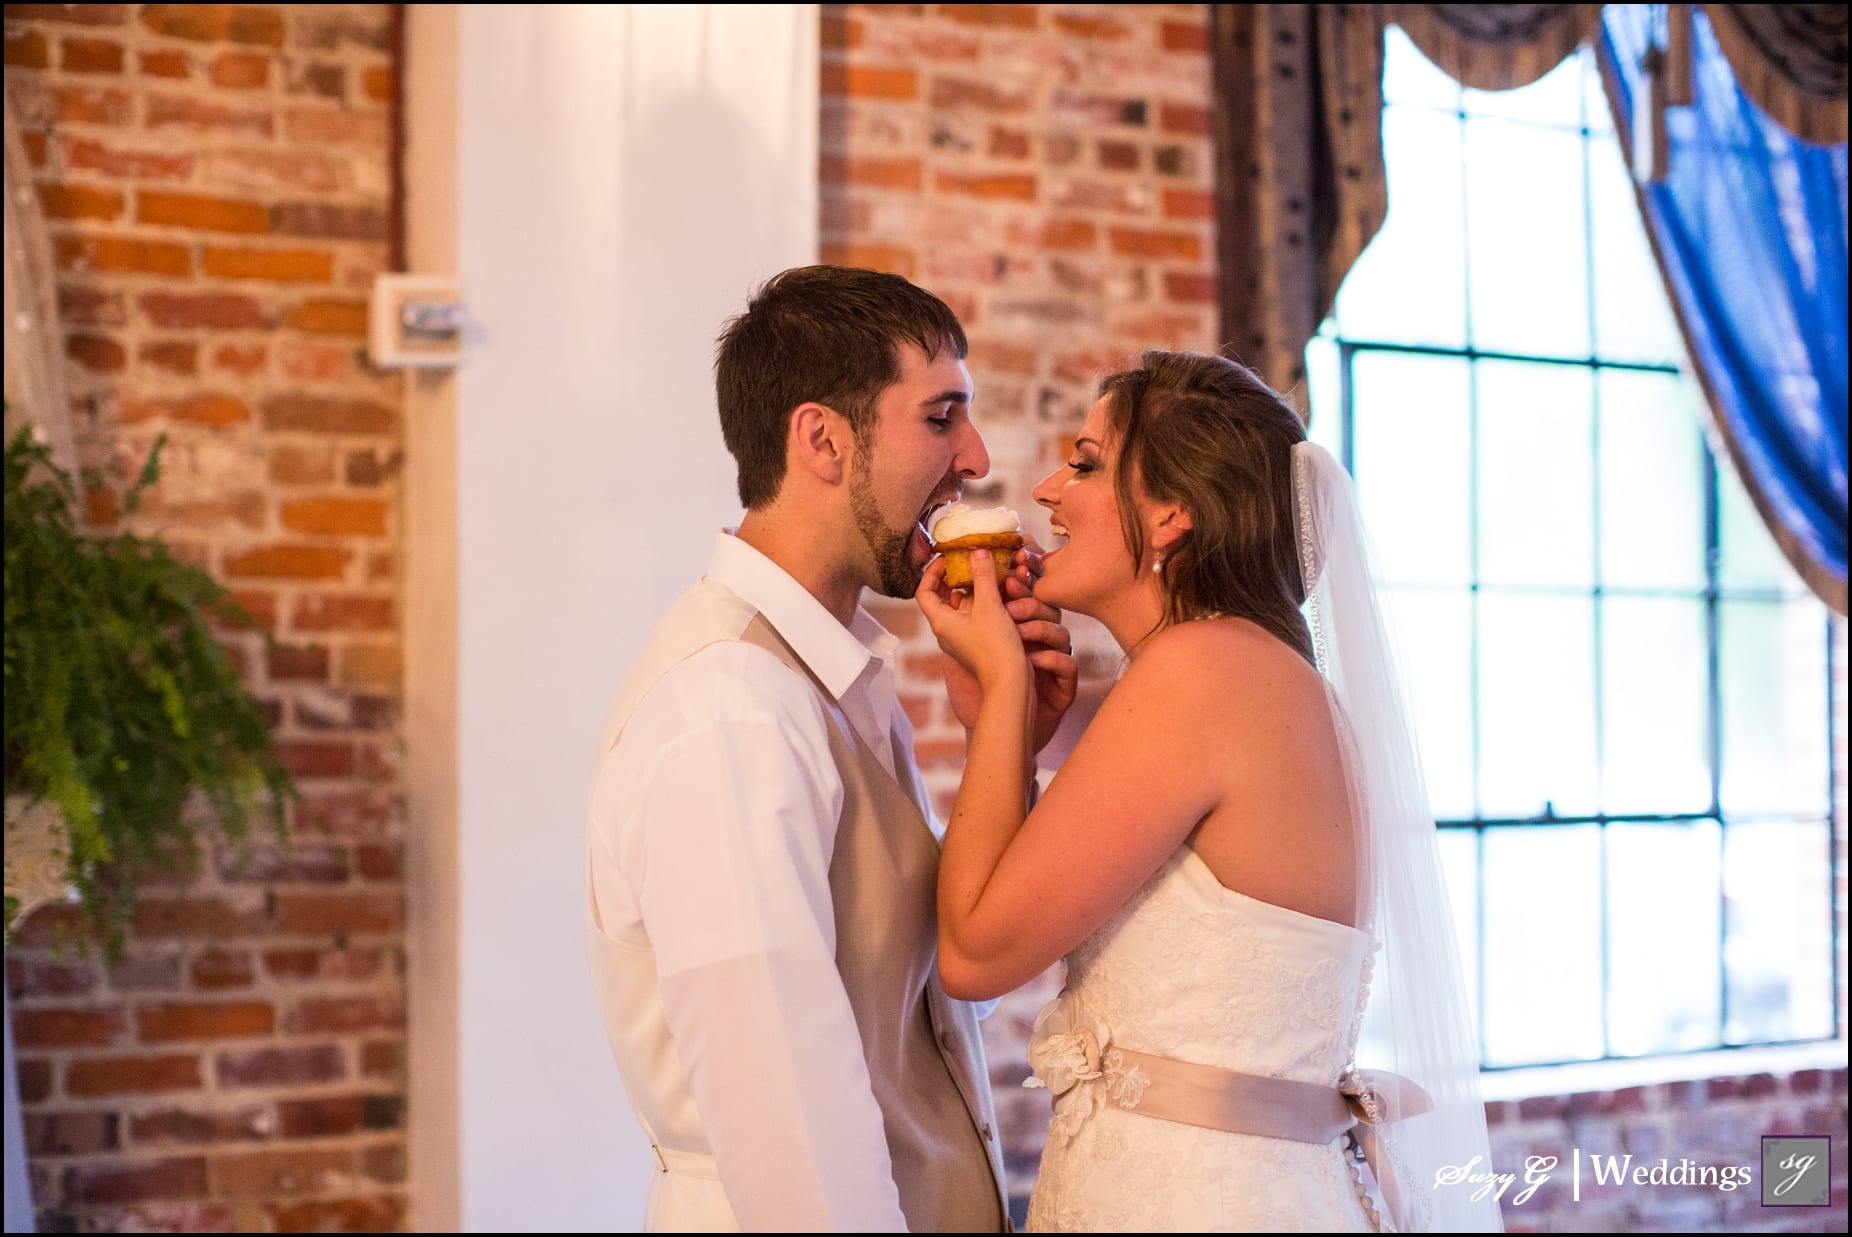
[1132,616,1319,688]
[1111,617,1325,740]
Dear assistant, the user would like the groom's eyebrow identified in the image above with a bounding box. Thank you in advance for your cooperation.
[920,389,970,408]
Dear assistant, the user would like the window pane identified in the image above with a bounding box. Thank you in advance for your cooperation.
[1582,48,1615,136]
[1588,131,1686,365]
[1720,600,1830,816]
[1465,116,1590,358]
[1717,453,1808,595]
[1724,820,1836,1043]
[1351,351,1472,587]
[1304,332,1345,460]
[1384,587,1475,820]
[1598,369,1707,590]
[1332,34,1839,1078]
[1461,52,1585,128]
[1479,592,1599,818]
[1436,826,1482,1029]
[1601,596,1712,814]
[1607,820,1722,1055]
[1382,25,1461,110]
[1483,825,1603,1065]
[1477,360,1594,590]
[1337,106,1467,349]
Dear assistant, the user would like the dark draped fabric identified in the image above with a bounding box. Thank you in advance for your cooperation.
[1602,6,1848,612]
[1704,5,1847,144]
[1211,2,1849,610]
[1209,4,1390,406]
[1390,3,1602,90]
[1209,4,1602,402]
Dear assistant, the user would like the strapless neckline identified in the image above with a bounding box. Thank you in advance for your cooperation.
[1177,846,1369,940]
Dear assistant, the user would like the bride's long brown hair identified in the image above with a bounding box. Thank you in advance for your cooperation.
[1098,349,1316,667]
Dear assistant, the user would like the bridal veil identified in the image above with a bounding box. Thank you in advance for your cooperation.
[1294,440,1504,1233]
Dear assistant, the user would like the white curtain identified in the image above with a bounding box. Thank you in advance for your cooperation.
[4,88,76,471]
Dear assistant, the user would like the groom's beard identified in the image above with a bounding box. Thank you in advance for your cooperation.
[850,467,920,600]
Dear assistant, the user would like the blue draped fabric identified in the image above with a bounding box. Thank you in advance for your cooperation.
[1601,5,1848,611]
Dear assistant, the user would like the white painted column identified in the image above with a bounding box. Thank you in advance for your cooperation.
[402,6,818,1229]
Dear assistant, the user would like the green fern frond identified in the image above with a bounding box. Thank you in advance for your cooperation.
[3,422,297,957]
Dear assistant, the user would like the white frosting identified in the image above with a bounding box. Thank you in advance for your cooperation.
[929,501,1021,543]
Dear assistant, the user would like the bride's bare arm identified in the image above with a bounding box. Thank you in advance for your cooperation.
[933,621,1239,1001]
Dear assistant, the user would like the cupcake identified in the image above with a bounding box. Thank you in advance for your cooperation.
[930,501,1023,589]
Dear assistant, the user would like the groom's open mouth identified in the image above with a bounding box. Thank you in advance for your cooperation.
[912,493,959,569]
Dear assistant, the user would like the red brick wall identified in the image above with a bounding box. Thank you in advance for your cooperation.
[826,5,1848,1229]
[5,4,406,1231]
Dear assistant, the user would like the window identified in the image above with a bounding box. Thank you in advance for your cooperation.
[1305,30,1838,1069]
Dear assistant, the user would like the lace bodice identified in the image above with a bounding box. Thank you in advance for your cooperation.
[1065,846,1372,1083]
[1026,846,1381,1233]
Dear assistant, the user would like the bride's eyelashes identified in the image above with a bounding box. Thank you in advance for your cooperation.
[1067,458,1097,475]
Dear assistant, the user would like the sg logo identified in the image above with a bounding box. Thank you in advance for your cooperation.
[1760,1137,1830,1208]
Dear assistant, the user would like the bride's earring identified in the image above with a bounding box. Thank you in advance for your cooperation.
[1152,552,1164,574]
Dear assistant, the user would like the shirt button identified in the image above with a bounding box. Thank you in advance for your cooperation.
[982,1122,994,1142]
[940,1028,958,1053]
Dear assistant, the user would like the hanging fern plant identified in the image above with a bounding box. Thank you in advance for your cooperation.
[3,422,295,955]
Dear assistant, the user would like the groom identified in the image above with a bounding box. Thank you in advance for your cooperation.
[584,266,1073,1231]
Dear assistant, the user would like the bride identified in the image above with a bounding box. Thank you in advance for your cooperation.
[917,350,1503,1232]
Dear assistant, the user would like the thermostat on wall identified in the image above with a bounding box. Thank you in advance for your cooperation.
[369,274,467,369]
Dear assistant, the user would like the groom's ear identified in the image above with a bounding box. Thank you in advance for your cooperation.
[788,401,852,486]
[1150,504,1193,550]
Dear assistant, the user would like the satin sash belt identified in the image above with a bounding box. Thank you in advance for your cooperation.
[1102,1049,1428,1143]
[1102,1049,1432,1228]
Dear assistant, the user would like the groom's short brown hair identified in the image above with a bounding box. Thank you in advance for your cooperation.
[715,265,968,510]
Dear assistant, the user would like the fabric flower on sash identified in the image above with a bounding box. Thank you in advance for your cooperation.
[1023,990,1111,1144]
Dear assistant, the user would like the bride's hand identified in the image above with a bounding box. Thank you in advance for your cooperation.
[917,550,1031,699]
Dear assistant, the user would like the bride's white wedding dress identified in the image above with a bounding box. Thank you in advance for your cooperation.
[1025,846,1380,1233]
[1019,440,1501,1234]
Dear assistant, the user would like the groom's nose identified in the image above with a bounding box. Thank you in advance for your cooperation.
[953,420,990,480]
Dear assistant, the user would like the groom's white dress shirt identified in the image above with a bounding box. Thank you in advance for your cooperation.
[585,532,933,1231]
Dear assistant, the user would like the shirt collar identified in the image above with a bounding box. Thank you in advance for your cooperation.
[707,530,896,700]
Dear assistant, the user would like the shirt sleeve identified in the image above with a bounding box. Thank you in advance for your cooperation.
[628,653,909,1232]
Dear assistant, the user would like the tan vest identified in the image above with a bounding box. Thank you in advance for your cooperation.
[738,615,1008,1233]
